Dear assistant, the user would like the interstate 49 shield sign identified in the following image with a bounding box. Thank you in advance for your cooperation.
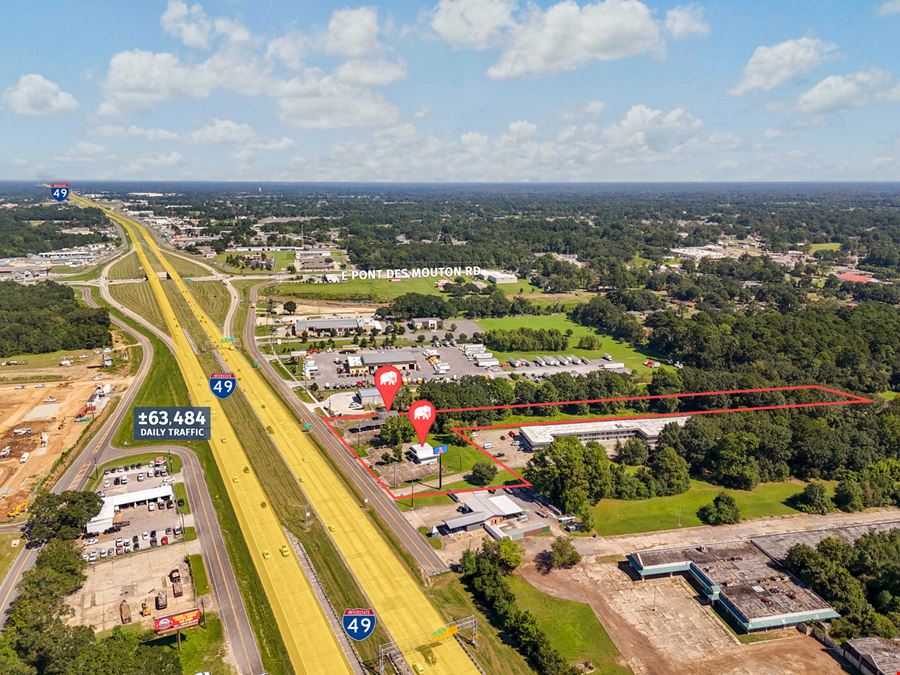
[209,371,237,400]
[342,608,376,641]
[50,183,70,202]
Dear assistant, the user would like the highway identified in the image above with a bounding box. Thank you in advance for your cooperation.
[73,194,353,675]
[86,199,479,674]
[242,283,450,577]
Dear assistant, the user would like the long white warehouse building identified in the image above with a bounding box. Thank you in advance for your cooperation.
[519,416,691,450]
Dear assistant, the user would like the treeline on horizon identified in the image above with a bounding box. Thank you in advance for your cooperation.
[0,204,107,257]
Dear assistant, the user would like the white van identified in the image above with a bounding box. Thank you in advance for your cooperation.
[0,446,10,458]
[19,452,30,464]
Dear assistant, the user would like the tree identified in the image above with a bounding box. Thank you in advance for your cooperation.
[645,446,690,496]
[712,432,761,490]
[834,479,865,512]
[794,482,834,514]
[379,415,414,447]
[495,539,524,573]
[548,536,581,569]
[698,492,742,525]
[282,300,297,314]
[26,491,102,542]
[616,437,648,466]
[470,461,497,486]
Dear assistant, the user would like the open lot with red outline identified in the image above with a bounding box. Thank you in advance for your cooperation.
[321,385,874,500]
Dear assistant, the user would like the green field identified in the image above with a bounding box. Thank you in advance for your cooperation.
[162,251,211,278]
[592,479,832,536]
[108,252,144,280]
[425,574,533,675]
[270,275,454,302]
[809,242,842,253]
[477,313,655,374]
[188,280,231,328]
[508,574,630,674]
[188,553,210,595]
[109,282,167,332]
[0,534,22,584]
[273,251,295,271]
[0,348,96,370]
[174,614,230,675]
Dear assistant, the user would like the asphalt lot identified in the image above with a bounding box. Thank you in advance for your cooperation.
[304,344,629,390]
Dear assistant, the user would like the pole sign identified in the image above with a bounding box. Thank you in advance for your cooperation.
[154,608,201,634]
[342,608,377,641]
[209,371,237,400]
[50,183,70,202]
[433,444,448,456]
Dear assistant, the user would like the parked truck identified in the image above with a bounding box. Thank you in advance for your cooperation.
[155,590,167,611]
[172,581,183,598]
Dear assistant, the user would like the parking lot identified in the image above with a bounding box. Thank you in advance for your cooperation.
[82,459,189,564]
[67,542,198,632]
[300,344,629,392]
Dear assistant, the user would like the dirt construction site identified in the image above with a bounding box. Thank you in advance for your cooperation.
[0,351,133,512]
[518,557,841,675]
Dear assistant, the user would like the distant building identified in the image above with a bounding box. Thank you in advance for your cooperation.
[360,350,418,373]
[356,387,382,406]
[294,317,382,337]
[518,416,690,450]
[478,269,518,284]
[346,355,367,377]
[410,317,443,330]
[841,637,900,675]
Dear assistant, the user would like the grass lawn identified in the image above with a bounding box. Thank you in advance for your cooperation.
[424,574,533,675]
[592,479,833,536]
[508,574,630,674]
[173,614,230,675]
[396,493,455,510]
[417,526,443,549]
[109,282,167,332]
[878,391,898,400]
[273,251,295,271]
[188,280,231,328]
[183,526,197,542]
[174,482,190,514]
[809,242,841,253]
[162,251,211,278]
[477,313,655,374]
[108,252,144,280]
[0,534,22,583]
[188,553,210,595]
[269,275,455,303]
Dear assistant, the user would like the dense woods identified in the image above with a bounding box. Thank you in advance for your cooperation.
[0,205,107,257]
[0,281,111,357]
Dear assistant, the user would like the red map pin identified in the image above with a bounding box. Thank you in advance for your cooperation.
[408,400,436,445]
[374,366,402,410]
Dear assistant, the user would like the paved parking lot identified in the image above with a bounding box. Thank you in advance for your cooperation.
[303,344,629,391]
[68,542,198,632]
[84,462,189,564]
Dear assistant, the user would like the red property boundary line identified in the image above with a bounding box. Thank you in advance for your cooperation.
[321,385,874,501]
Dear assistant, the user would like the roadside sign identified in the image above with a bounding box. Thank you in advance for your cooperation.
[154,608,201,634]
[342,608,376,641]
[209,371,237,400]
[433,444,448,456]
[49,183,69,202]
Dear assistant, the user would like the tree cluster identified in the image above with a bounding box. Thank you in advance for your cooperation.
[788,530,900,640]
[0,281,111,357]
[459,540,578,675]
[480,327,569,353]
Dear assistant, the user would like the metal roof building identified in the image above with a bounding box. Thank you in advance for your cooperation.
[519,416,691,450]
[86,485,174,534]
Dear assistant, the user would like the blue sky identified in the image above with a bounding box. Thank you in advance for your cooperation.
[1,0,899,181]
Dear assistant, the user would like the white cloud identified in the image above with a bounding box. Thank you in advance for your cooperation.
[875,0,900,16]
[763,127,783,141]
[267,32,306,71]
[321,7,380,57]
[506,120,537,140]
[730,36,836,96]
[431,0,516,49]
[334,59,407,87]
[487,0,663,79]
[161,0,212,49]
[54,141,114,163]
[214,17,252,44]
[883,83,900,101]
[665,5,710,40]
[414,105,430,119]
[584,100,606,116]
[125,151,185,172]
[93,124,179,140]
[277,79,400,130]
[2,74,79,115]
[602,104,701,149]
[188,118,295,150]
[189,118,259,144]
[795,68,891,114]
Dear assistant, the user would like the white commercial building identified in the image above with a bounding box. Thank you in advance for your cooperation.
[478,269,518,284]
[86,485,174,534]
[519,416,691,450]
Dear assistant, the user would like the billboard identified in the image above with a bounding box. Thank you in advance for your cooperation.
[154,608,201,634]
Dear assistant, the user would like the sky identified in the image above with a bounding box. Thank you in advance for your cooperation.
[1,0,900,182]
